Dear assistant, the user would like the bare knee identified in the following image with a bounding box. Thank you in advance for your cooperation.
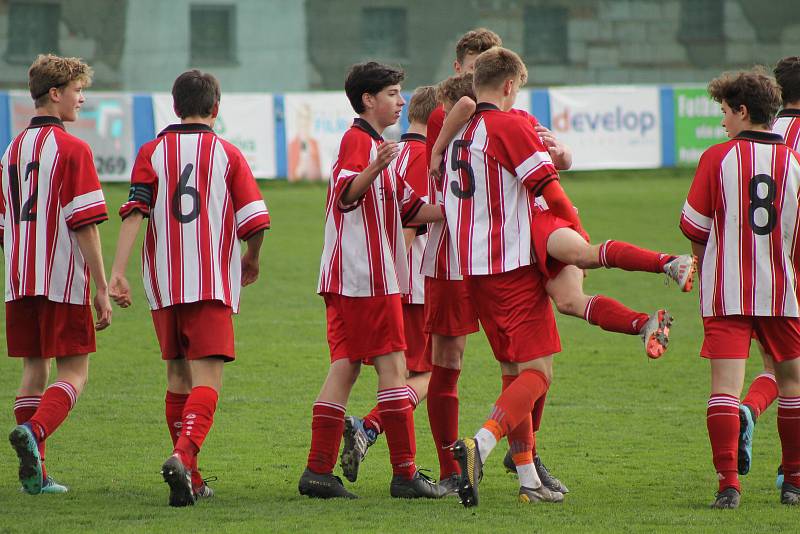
[432,335,465,369]
[19,359,50,395]
[553,294,586,317]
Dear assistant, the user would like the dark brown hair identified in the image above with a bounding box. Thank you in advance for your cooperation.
[455,28,502,65]
[473,47,528,91]
[344,62,404,114]
[774,57,800,106]
[707,67,781,126]
[436,73,476,106]
[172,70,221,119]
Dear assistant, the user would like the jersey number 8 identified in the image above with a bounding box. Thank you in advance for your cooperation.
[748,173,777,236]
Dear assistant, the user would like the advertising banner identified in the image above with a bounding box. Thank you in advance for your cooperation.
[548,86,662,170]
[10,91,135,181]
[673,86,727,166]
[152,93,276,178]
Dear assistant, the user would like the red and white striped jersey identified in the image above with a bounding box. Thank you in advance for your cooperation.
[0,116,108,304]
[680,130,800,317]
[443,103,559,276]
[773,109,800,151]
[318,119,424,297]
[394,133,428,304]
[119,123,270,313]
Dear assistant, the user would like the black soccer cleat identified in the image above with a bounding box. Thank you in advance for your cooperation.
[534,455,569,494]
[438,473,461,497]
[781,482,800,505]
[390,470,446,499]
[711,487,740,509]
[161,455,195,507]
[451,438,482,508]
[503,449,517,473]
[298,468,358,499]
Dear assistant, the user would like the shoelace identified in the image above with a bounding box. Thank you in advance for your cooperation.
[201,475,217,485]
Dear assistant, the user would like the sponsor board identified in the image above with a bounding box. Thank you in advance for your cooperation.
[673,86,728,166]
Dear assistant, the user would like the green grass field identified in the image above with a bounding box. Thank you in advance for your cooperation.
[1,169,798,532]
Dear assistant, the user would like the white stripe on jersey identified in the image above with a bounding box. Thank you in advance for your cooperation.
[63,190,105,222]
[681,200,713,234]
[236,200,269,231]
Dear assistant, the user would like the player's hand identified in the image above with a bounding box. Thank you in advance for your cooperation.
[94,288,112,331]
[241,252,260,286]
[535,124,566,157]
[109,273,132,308]
[429,152,443,182]
[373,141,400,170]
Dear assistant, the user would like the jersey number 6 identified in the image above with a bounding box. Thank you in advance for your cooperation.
[748,173,777,236]
[171,163,201,223]
[450,139,475,199]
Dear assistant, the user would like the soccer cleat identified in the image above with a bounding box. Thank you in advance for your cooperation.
[639,310,673,359]
[451,438,482,508]
[518,484,565,503]
[194,476,217,500]
[534,455,569,494]
[781,482,800,505]
[340,416,377,483]
[737,404,755,475]
[503,449,517,473]
[161,455,195,507]
[40,476,69,494]
[390,470,447,499]
[298,467,358,499]
[9,423,43,495]
[710,487,740,509]
[777,465,785,489]
[663,254,697,292]
[438,473,461,497]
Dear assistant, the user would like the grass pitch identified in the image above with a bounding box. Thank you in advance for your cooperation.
[1,169,798,532]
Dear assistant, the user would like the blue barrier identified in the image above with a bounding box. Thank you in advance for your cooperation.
[659,86,676,167]
[0,92,10,154]
[132,94,155,152]
[273,94,287,178]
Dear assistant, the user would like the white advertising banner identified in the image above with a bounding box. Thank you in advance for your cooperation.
[152,93,276,178]
[548,86,662,170]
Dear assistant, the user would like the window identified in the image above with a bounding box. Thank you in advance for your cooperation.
[523,6,568,64]
[7,2,60,63]
[361,7,407,59]
[190,4,236,64]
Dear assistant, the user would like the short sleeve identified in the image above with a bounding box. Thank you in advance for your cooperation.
[60,142,107,230]
[227,146,270,240]
[680,148,717,244]
[333,130,372,212]
[493,117,558,196]
[398,175,424,227]
[425,105,445,167]
[403,146,428,200]
[119,143,158,219]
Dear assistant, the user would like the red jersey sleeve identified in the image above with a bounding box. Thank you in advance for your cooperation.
[226,145,270,240]
[492,116,559,196]
[425,105,445,167]
[680,147,718,244]
[0,159,5,240]
[403,146,428,199]
[333,129,372,212]
[119,142,158,219]
[60,141,108,230]
[398,174,424,227]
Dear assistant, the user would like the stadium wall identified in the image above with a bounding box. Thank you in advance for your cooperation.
[0,85,728,180]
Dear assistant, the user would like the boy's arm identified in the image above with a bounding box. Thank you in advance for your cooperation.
[540,180,589,241]
[691,242,706,275]
[74,223,112,330]
[340,141,400,206]
[403,227,417,251]
[241,230,265,287]
[109,212,144,308]
[430,97,476,178]
[534,124,573,171]
[406,203,445,225]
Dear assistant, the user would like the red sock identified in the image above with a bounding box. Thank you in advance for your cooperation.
[487,369,549,438]
[378,387,417,479]
[584,295,649,335]
[14,395,46,479]
[599,240,674,273]
[173,386,218,467]
[189,455,204,490]
[743,373,778,418]
[778,396,800,488]
[508,412,534,465]
[165,390,189,447]
[307,401,345,474]
[363,386,419,436]
[427,365,461,479]
[28,381,78,441]
[707,394,741,492]
[531,392,547,456]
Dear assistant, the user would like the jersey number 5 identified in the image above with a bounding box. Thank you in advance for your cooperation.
[171,163,201,223]
[8,161,39,223]
[748,173,777,236]
[449,139,475,199]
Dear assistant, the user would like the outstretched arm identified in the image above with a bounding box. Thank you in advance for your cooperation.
[429,97,476,178]
[109,211,145,308]
[407,203,445,225]
[540,181,588,241]
[535,124,573,171]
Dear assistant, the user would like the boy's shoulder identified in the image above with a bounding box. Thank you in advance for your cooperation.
[339,119,378,152]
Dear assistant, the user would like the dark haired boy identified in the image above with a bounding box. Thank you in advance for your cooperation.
[680,67,800,508]
[4,54,111,495]
[299,62,445,500]
[109,69,270,507]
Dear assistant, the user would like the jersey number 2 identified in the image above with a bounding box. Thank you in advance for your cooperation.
[171,163,200,223]
[8,162,38,223]
[748,173,777,236]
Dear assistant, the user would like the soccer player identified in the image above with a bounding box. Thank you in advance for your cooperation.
[108,70,270,507]
[298,62,446,500]
[444,47,693,507]
[738,56,800,484]
[680,68,800,508]
[339,86,438,484]
[3,54,112,495]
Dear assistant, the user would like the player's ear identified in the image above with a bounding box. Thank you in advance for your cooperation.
[48,86,61,103]
[453,60,462,74]
[362,92,373,111]
[211,101,220,119]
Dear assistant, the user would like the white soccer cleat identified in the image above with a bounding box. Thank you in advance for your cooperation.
[664,254,697,292]
[639,310,673,359]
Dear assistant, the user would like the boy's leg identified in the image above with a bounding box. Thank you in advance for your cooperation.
[775,358,800,504]
[27,355,88,441]
[15,358,49,481]
[742,349,778,418]
[428,334,464,482]
[172,357,223,469]
[165,360,192,485]
[707,358,746,508]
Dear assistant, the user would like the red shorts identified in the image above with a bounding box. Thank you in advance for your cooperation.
[423,277,479,336]
[466,265,560,362]
[403,303,432,373]
[701,315,800,361]
[151,301,235,361]
[324,293,406,363]
[6,296,95,358]
[530,207,575,280]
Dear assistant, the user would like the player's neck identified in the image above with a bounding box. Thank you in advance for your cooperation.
[475,90,508,111]
[181,115,215,128]
[406,122,426,136]
[34,103,68,121]
[784,101,800,111]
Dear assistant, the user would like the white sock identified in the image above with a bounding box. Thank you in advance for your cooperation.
[517,462,542,489]
[474,428,498,460]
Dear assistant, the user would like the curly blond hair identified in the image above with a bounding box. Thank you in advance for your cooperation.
[29,54,93,107]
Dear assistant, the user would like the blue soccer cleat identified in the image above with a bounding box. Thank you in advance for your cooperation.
[8,423,43,495]
[737,404,755,475]
[777,465,784,489]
